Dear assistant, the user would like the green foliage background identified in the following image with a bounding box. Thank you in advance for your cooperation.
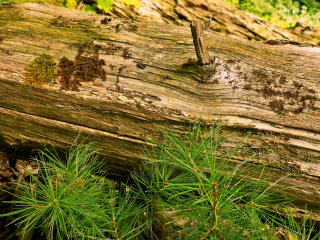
[0,0,141,13]
[227,0,320,29]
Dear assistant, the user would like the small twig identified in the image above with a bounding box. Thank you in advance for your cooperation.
[112,217,120,240]
[77,0,84,10]
[202,18,212,30]
[69,179,84,188]
[190,20,212,65]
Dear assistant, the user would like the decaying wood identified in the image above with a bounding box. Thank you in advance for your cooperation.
[1,2,320,218]
[107,0,320,44]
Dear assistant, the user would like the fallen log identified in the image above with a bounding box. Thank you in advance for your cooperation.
[1,2,320,218]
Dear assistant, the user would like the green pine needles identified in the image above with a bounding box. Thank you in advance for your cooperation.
[1,121,319,239]
[0,138,148,240]
[131,121,319,239]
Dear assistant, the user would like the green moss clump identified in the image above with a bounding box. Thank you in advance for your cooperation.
[23,53,56,87]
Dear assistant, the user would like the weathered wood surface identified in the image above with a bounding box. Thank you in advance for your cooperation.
[1,2,320,216]
[107,0,320,43]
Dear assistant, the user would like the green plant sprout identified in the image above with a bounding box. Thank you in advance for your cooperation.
[0,121,319,239]
[23,53,56,87]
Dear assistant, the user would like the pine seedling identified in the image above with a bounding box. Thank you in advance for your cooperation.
[131,120,297,239]
[0,137,104,239]
[0,136,150,240]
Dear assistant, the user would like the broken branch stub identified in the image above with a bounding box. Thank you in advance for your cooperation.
[190,20,212,65]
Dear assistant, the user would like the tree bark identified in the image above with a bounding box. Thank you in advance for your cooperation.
[1,2,320,218]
